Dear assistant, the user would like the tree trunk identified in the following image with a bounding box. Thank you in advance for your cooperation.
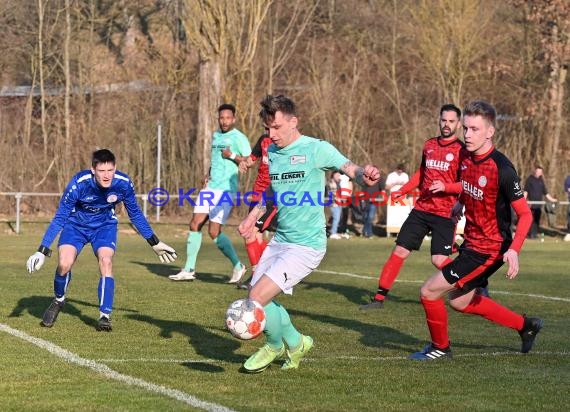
[197,59,222,177]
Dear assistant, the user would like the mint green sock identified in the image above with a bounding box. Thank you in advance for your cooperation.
[263,301,284,350]
[184,231,202,271]
[213,232,240,267]
[277,301,302,349]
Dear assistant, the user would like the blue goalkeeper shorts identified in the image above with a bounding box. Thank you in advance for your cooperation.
[58,223,118,256]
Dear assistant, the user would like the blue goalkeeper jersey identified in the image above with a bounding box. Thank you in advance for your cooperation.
[40,169,154,249]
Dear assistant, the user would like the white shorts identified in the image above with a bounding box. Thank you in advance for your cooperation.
[192,188,235,224]
[251,240,326,295]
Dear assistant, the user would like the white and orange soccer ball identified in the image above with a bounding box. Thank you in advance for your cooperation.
[225,298,266,340]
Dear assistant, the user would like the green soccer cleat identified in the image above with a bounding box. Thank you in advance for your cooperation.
[282,335,314,370]
[242,344,285,373]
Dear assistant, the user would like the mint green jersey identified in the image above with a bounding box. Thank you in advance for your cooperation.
[209,128,251,192]
[269,135,349,250]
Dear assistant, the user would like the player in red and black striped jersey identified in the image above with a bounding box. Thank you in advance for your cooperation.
[361,104,468,310]
[409,101,542,360]
[236,132,277,288]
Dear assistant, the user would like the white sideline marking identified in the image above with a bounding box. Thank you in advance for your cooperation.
[314,269,570,302]
[0,323,234,412]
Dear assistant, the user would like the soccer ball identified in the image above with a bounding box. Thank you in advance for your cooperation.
[225,298,266,340]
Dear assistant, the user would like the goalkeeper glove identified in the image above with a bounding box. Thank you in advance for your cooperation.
[26,246,52,273]
[147,234,177,263]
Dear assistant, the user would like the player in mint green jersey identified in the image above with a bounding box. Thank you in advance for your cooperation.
[237,95,380,372]
[170,104,251,283]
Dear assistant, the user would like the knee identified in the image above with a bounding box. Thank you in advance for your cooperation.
[57,258,74,274]
[98,255,113,271]
[448,299,468,312]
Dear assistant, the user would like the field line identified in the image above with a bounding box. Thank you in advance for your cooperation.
[0,323,235,412]
[314,269,570,302]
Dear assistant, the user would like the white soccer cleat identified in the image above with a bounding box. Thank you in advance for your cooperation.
[329,234,342,240]
[228,263,246,284]
[168,270,196,281]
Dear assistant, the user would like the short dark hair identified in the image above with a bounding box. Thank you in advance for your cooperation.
[440,103,461,118]
[92,149,115,168]
[259,95,297,124]
[463,100,496,127]
[218,103,236,115]
[396,163,405,171]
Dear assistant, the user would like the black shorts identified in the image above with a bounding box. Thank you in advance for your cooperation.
[441,246,503,291]
[396,209,456,255]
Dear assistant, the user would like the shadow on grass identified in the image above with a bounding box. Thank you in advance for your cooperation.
[288,307,516,353]
[130,261,234,285]
[8,295,138,329]
[127,313,245,371]
[288,307,422,351]
[300,280,418,306]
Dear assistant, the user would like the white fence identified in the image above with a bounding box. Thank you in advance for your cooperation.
[0,192,181,234]
[1,192,569,235]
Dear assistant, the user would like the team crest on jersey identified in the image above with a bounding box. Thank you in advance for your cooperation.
[478,176,487,187]
[445,153,454,162]
[107,194,118,203]
[290,155,306,165]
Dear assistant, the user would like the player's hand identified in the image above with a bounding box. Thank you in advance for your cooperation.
[238,214,257,238]
[221,146,232,159]
[152,242,177,263]
[362,165,380,186]
[503,249,519,279]
[27,252,46,273]
[239,157,255,173]
[451,201,464,225]
[429,180,446,193]
[391,191,406,204]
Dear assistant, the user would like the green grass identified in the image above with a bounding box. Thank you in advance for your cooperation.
[1,223,569,411]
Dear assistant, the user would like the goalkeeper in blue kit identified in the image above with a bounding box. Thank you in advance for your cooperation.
[26,149,177,331]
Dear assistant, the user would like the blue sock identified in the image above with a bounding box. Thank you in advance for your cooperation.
[54,271,72,299]
[184,231,202,271]
[263,301,284,350]
[214,232,240,267]
[98,276,115,315]
[277,302,302,349]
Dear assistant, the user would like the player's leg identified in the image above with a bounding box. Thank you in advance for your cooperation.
[448,254,542,353]
[94,246,115,331]
[169,211,207,281]
[429,214,456,270]
[408,271,455,360]
[242,273,285,373]
[209,221,245,283]
[360,210,428,310]
[243,242,323,372]
[41,225,83,327]
[207,196,245,283]
[92,226,117,331]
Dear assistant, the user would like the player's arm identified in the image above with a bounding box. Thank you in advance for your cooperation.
[27,180,78,273]
[122,182,177,263]
[340,161,380,187]
[238,202,267,238]
[221,146,248,165]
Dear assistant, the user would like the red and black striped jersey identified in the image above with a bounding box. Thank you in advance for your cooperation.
[414,137,468,217]
[459,148,525,256]
[250,134,272,193]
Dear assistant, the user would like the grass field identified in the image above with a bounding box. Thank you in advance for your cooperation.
[1,223,569,411]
